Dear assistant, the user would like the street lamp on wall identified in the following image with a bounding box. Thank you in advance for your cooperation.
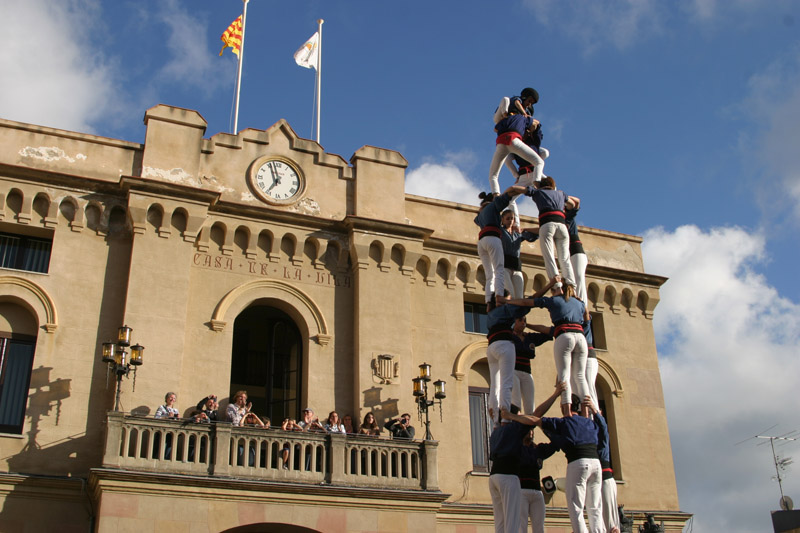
[101,325,144,411]
[412,362,445,441]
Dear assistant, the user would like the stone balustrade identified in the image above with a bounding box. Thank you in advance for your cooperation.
[102,412,439,491]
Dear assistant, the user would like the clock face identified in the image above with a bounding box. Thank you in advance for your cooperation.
[251,157,304,204]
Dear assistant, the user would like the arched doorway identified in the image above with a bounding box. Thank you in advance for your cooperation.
[230,304,302,423]
[0,300,38,434]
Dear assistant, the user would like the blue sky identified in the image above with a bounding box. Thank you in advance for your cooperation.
[3,1,800,531]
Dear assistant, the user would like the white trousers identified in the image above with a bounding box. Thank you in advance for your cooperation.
[565,458,603,533]
[512,370,535,414]
[504,267,525,299]
[487,340,516,421]
[490,473,522,533]
[539,222,576,287]
[553,332,589,406]
[585,356,599,411]
[602,477,619,532]
[489,139,543,195]
[509,166,543,227]
[570,252,588,303]
[478,236,505,303]
[520,488,546,533]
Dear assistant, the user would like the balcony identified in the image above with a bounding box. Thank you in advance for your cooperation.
[101,412,439,491]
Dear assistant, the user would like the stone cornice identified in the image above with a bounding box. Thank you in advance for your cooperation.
[341,215,433,240]
[119,176,221,206]
[405,194,644,244]
[0,163,125,195]
[586,264,668,288]
[0,472,87,499]
[421,237,667,288]
[89,468,450,507]
[210,200,340,231]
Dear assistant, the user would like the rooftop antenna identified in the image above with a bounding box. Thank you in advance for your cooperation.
[736,425,799,510]
[756,432,797,507]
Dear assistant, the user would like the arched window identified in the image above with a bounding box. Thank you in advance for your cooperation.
[229,305,302,423]
[467,358,491,472]
[596,374,622,480]
[0,301,38,434]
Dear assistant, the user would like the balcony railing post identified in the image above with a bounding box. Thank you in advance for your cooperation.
[212,423,232,476]
[328,433,346,485]
[422,439,439,491]
[103,411,125,467]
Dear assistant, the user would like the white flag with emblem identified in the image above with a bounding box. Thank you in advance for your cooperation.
[293,32,319,70]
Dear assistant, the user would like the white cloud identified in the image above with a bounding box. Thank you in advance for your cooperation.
[522,0,666,52]
[155,0,224,95]
[406,161,482,206]
[0,0,117,133]
[405,157,538,218]
[739,47,800,221]
[643,224,800,532]
[522,0,784,53]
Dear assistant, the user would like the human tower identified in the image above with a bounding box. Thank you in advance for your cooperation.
[474,88,619,533]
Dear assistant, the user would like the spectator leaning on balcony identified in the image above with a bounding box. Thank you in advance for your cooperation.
[226,390,252,425]
[190,410,210,423]
[299,408,325,432]
[280,418,304,469]
[342,413,355,434]
[154,392,179,419]
[240,412,266,427]
[324,411,346,433]
[358,412,381,436]
[384,413,415,440]
[195,394,219,421]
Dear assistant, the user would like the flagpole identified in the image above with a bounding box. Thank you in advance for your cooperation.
[315,19,323,144]
[233,0,250,134]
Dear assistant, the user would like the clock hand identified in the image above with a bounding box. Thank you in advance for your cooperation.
[268,162,279,183]
[266,176,281,192]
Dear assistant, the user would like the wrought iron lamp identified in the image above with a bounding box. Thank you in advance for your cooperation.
[101,325,144,411]
[412,362,445,440]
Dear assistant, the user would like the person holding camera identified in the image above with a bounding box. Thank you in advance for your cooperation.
[195,394,219,421]
[384,413,415,440]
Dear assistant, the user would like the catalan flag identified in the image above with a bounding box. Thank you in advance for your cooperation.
[219,15,243,57]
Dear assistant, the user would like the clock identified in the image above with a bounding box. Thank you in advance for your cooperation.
[249,156,305,205]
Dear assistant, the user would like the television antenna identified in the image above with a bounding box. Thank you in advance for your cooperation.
[736,425,799,507]
[755,431,797,504]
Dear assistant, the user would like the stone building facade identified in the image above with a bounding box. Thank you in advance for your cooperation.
[0,105,689,532]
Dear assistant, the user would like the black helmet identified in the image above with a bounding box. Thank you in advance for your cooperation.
[521,87,539,104]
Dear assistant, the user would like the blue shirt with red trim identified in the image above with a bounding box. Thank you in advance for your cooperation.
[532,295,586,326]
[529,188,567,215]
[496,114,535,137]
[474,192,514,229]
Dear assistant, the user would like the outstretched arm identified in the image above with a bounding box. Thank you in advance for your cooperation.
[566,195,580,210]
[583,395,599,415]
[500,407,541,426]
[530,275,560,299]
[532,382,567,418]
[526,324,552,334]
[504,185,527,198]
